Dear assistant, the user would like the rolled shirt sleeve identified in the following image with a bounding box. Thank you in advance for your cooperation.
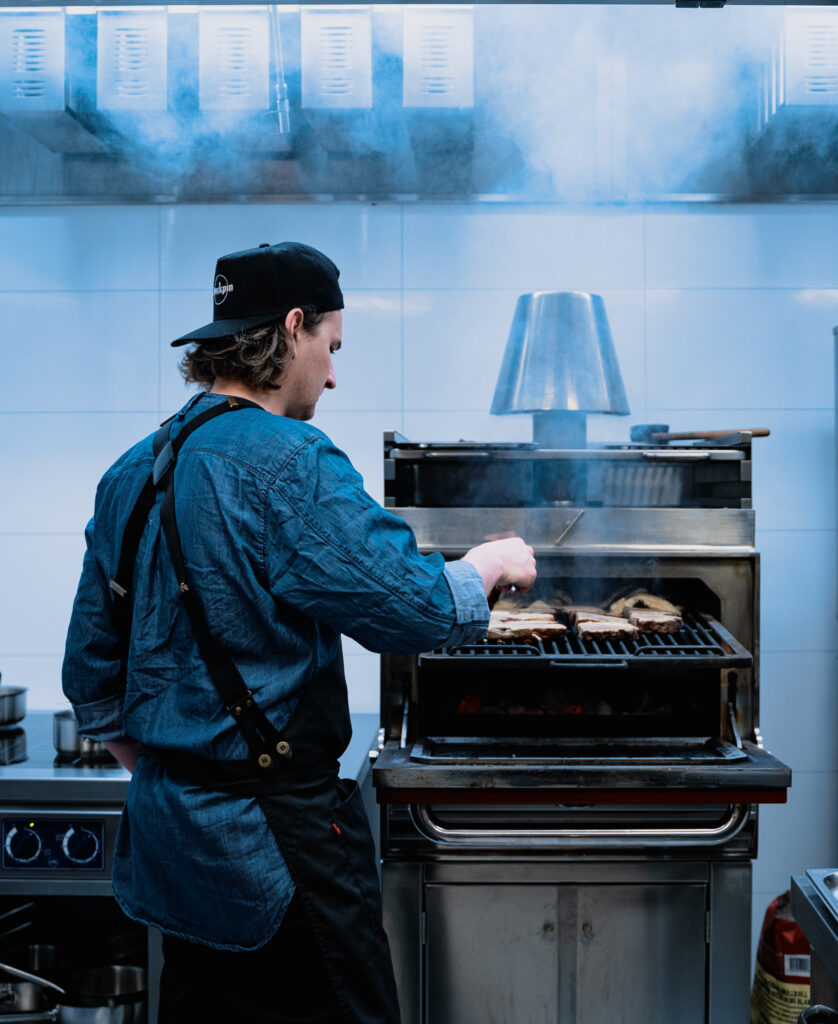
[62,518,128,741]
[442,560,490,646]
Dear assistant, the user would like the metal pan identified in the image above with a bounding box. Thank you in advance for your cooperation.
[0,689,26,728]
[52,713,111,764]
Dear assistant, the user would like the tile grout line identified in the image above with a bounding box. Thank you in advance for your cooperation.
[641,210,647,422]
[157,204,163,420]
[400,204,405,436]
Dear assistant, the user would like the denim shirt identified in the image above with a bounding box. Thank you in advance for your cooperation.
[62,392,488,950]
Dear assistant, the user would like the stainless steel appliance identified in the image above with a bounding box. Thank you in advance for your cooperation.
[0,709,380,1022]
[373,430,791,1024]
[0,711,155,1023]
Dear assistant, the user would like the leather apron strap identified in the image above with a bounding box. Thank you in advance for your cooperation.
[110,395,291,772]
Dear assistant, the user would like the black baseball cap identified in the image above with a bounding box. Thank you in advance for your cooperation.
[171,241,344,347]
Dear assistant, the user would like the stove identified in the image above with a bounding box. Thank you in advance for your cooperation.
[374,430,791,1024]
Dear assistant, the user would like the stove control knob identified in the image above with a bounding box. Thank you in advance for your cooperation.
[61,826,99,865]
[5,825,42,864]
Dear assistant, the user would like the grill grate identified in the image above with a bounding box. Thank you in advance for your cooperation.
[421,614,751,669]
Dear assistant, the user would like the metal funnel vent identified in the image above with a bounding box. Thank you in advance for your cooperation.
[491,291,629,448]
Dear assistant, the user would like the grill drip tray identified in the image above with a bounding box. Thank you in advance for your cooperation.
[411,736,748,765]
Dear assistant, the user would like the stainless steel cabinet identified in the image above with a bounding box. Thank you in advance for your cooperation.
[423,882,705,1024]
[384,861,749,1024]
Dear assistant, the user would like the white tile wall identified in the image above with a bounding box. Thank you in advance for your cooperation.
[160,204,402,291]
[0,292,160,412]
[645,207,838,290]
[0,208,159,291]
[1,201,835,928]
[754,773,838,895]
[645,289,838,411]
[403,207,644,290]
[0,413,159,534]
[759,652,838,773]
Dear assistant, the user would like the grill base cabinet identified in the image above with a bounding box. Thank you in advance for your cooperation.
[384,859,751,1024]
[374,432,789,1024]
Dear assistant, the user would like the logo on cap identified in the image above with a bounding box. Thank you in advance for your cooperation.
[214,274,234,305]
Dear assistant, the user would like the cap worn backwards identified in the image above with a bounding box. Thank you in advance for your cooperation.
[171,241,344,347]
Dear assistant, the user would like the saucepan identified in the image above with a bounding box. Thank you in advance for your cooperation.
[52,713,113,765]
[0,958,64,1015]
[58,966,147,1024]
[0,685,26,728]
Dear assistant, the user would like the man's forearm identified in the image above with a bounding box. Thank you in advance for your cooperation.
[105,740,140,774]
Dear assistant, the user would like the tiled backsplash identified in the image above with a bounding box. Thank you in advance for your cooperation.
[1,201,835,920]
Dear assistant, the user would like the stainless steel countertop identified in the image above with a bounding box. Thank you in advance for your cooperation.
[0,710,380,805]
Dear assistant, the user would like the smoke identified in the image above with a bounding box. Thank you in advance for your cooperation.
[473,5,785,200]
[4,4,821,200]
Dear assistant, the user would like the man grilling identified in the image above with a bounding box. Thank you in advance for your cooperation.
[62,241,537,1024]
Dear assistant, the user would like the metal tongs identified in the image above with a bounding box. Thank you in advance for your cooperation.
[0,959,65,995]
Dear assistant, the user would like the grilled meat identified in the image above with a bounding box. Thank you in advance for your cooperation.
[623,607,683,634]
[608,590,682,617]
[558,606,639,641]
[487,608,568,641]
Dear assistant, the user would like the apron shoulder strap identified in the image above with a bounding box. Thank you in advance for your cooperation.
[110,396,260,604]
[109,396,289,770]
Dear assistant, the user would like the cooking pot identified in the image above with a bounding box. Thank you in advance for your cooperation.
[0,959,63,1016]
[58,966,147,1024]
[0,979,56,1014]
[52,712,113,764]
[0,687,26,728]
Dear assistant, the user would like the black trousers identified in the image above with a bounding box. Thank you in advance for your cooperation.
[158,895,342,1024]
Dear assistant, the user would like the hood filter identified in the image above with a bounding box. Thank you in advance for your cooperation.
[784,10,838,106]
[199,9,269,112]
[403,7,474,109]
[97,10,167,112]
[0,11,64,112]
[301,8,372,110]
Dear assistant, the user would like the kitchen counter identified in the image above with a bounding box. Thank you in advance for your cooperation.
[0,710,380,803]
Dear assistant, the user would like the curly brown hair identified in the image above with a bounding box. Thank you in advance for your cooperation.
[179,307,326,392]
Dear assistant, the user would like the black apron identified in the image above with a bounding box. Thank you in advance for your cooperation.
[110,397,401,1024]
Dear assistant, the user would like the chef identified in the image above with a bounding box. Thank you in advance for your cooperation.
[62,241,536,1024]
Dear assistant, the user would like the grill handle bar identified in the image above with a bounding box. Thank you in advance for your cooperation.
[642,450,712,461]
[548,659,628,669]
[408,802,750,849]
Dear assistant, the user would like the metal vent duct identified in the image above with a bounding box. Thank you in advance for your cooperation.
[97,9,167,112]
[198,8,269,111]
[403,6,474,108]
[0,10,64,112]
[301,7,372,110]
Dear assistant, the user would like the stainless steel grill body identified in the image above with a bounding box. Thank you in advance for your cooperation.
[374,432,790,1024]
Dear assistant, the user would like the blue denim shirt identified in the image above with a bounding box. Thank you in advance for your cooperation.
[62,392,488,950]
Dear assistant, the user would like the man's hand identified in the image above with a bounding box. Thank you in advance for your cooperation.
[105,740,140,774]
[461,537,537,597]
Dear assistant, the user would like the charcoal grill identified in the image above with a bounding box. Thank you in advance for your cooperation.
[373,430,790,1024]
